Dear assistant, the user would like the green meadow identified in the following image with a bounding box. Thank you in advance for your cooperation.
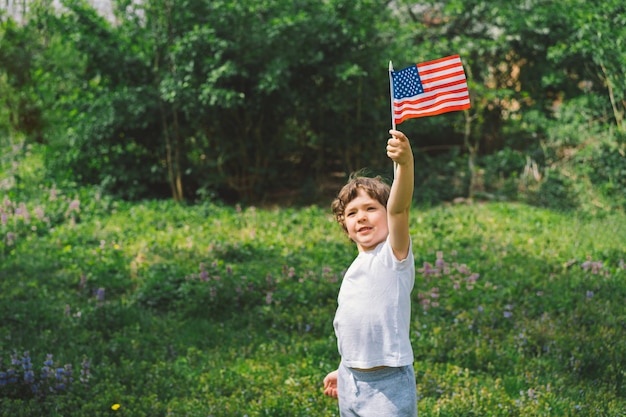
[1,152,625,416]
[2,1,626,415]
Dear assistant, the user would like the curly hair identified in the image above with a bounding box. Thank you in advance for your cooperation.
[331,174,390,234]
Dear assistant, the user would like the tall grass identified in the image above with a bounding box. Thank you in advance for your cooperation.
[1,146,625,416]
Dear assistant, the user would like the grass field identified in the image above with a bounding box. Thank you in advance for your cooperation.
[1,154,626,416]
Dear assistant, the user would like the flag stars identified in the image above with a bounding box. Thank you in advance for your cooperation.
[392,66,423,99]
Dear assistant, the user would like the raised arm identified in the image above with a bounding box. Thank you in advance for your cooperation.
[386,129,414,260]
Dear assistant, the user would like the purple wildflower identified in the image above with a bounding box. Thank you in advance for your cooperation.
[6,369,17,384]
[420,262,438,275]
[503,304,513,318]
[22,352,34,384]
[435,251,444,269]
[457,264,470,274]
[80,358,91,385]
[18,203,30,222]
[44,354,54,367]
[199,264,208,281]
[34,206,45,220]
[96,287,105,306]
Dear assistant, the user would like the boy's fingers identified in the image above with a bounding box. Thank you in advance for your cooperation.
[389,129,407,142]
[388,138,407,151]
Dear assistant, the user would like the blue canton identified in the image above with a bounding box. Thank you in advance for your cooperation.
[392,66,423,100]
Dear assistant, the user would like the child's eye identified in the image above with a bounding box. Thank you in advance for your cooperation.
[346,211,356,217]
[367,207,376,211]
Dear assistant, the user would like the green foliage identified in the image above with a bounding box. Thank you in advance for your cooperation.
[524,169,579,211]
[2,148,626,415]
[2,0,398,202]
[39,2,164,199]
[2,0,625,207]
[386,0,625,213]
[512,95,626,212]
[414,148,468,205]
[547,0,626,131]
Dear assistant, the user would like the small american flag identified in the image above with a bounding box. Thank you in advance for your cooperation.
[391,55,470,124]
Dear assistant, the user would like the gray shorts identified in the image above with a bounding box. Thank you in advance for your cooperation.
[338,362,418,417]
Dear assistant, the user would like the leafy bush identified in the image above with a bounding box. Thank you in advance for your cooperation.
[415,148,468,205]
[523,169,579,210]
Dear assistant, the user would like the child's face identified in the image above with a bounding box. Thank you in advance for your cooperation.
[343,188,388,252]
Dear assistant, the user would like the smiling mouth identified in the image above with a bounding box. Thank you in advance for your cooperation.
[358,226,373,233]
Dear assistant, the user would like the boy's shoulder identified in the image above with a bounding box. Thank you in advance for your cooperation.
[353,237,413,269]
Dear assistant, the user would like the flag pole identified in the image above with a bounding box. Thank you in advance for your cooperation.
[388,60,396,131]
[388,60,398,176]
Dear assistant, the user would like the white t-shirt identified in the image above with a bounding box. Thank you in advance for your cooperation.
[333,237,415,369]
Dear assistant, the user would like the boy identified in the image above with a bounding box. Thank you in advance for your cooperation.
[323,129,417,417]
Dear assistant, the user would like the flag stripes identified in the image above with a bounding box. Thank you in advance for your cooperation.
[391,55,470,124]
